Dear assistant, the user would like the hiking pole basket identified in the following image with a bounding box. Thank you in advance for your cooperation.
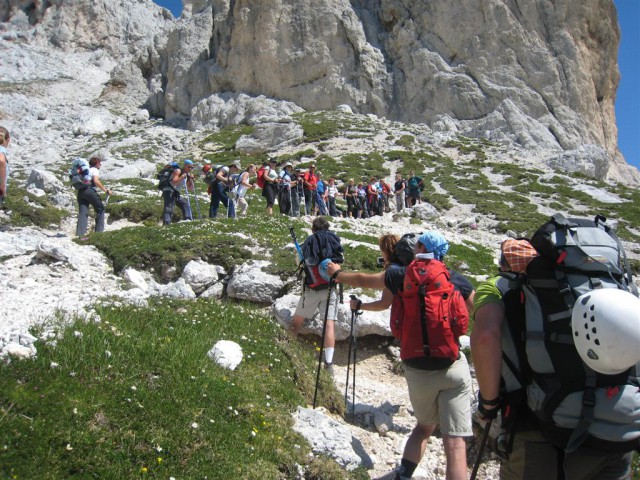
[312,279,334,409]
[470,419,492,480]
[345,295,361,423]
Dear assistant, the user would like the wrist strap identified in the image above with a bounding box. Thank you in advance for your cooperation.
[331,270,341,281]
[479,392,502,406]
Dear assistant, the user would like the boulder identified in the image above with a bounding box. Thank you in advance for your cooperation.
[227,261,284,303]
[271,292,391,340]
[181,259,218,293]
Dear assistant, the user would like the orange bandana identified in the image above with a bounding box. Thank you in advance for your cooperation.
[501,239,538,273]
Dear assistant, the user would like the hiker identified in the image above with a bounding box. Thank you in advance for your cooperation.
[394,173,406,212]
[302,163,318,215]
[235,164,256,217]
[366,177,379,216]
[76,156,112,236]
[380,179,392,212]
[0,127,10,206]
[472,228,640,479]
[326,177,340,217]
[210,160,240,218]
[327,231,474,480]
[407,171,424,207]
[356,182,368,218]
[162,159,194,225]
[344,178,357,218]
[278,162,293,215]
[290,217,344,376]
[315,171,328,216]
[261,158,279,215]
[291,167,303,216]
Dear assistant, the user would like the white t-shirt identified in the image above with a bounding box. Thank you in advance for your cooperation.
[235,171,250,198]
[89,166,100,190]
[327,185,338,198]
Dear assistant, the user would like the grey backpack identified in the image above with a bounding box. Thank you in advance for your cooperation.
[499,214,640,454]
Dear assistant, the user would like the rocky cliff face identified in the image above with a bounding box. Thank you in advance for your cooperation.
[1,0,638,183]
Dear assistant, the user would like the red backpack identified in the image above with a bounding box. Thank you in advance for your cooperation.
[256,165,267,188]
[390,258,469,362]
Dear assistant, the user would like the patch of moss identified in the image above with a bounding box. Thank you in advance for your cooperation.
[2,186,67,228]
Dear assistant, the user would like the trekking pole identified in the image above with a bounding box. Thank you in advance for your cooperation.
[470,419,493,480]
[104,193,110,207]
[192,177,202,220]
[181,176,193,221]
[313,278,334,409]
[345,295,361,422]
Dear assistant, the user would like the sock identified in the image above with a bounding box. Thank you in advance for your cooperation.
[324,347,334,364]
[397,458,418,479]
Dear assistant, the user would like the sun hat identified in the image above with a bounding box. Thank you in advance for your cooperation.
[283,162,293,168]
[229,160,241,169]
[417,231,449,260]
[500,239,538,273]
[184,159,194,166]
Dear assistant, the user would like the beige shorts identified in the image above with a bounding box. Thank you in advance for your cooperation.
[403,354,472,436]
[294,287,340,320]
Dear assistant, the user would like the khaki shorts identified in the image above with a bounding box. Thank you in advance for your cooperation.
[294,287,339,320]
[501,429,633,480]
[403,355,472,436]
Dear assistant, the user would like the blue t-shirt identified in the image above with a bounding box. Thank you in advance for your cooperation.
[317,180,325,194]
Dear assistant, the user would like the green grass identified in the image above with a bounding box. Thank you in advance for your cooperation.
[1,186,67,228]
[0,299,353,479]
[293,111,377,143]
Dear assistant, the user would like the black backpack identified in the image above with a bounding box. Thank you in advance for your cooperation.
[157,163,179,190]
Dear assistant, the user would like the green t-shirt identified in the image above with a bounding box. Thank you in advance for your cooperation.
[472,275,503,321]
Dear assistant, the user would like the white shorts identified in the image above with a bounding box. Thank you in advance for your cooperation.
[294,287,340,320]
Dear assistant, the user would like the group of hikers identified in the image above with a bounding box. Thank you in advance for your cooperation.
[291,216,640,480]
[159,157,427,224]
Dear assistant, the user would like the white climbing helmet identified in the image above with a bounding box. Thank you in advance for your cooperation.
[571,288,640,375]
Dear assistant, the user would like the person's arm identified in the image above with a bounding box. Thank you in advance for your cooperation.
[0,152,6,196]
[240,172,251,188]
[326,263,386,289]
[92,173,112,195]
[352,287,394,311]
[470,302,504,416]
[170,168,186,187]
[465,290,475,313]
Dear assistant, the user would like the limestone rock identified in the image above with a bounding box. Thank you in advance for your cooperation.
[207,340,243,370]
[227,260,284,303]
[293,406,363,471]
[181,259,218,293]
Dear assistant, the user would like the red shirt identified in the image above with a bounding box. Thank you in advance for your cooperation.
[303,171,318,191]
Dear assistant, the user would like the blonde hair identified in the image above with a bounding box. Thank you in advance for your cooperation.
[378,234,400,268]
[0,127,10,147]
[247,163,256,171]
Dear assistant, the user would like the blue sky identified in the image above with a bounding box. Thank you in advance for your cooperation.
[153,0,639,170]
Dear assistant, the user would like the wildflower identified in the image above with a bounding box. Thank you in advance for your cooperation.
[50,362,59,369]
[140,466,148,473]
[157,457,163,464]
[73,408,78,415]
[73,331,83,338]
[250,431,256,437]
[155,445,163,453]
[131,386,137,391]
[191,422,199,429]
[105,350,111,358]
[69,372,76,377]
[66,443,73,451]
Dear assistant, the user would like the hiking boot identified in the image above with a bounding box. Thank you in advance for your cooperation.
[324,362,334,377]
